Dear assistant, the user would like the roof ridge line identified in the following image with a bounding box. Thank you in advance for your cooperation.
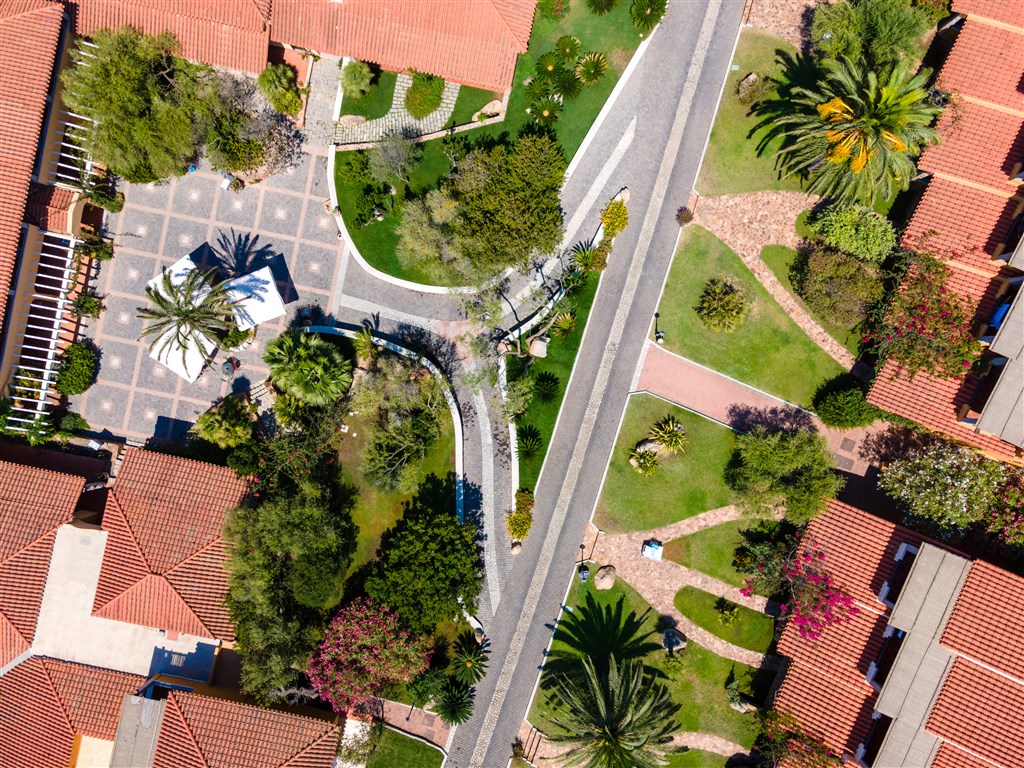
[282,725,343,767]
[93,497,158,608]
[0,520,63,568]
[167,692,213,768]
[157,574,217,638]
[485,0,531,48]
[0,0,62,23]
[37,657,76,738]
[0,610,30,655]
[162,531,225,575]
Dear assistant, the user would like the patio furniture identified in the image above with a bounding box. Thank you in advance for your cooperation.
[642,540,664,561]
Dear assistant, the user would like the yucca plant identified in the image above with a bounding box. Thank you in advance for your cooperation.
[437,680,474,725]
[517,424,543,460]
[525,77,553,102]
[575,52,609,86]
[571,238,602,273]
[534,371,560,402]
[536,51,564,80]
[452,641,488,686]
[631,0,667,33]
[585,0,619,15]
[554,69,582,101]
[550,309,577,337]
[555,35,582,62]
[352,325,375,363]
[695,278,749,332]
[531,96,562,128]
[629,446,658,477]
[649,414,687,454]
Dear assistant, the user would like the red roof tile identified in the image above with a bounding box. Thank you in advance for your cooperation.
[931,742,1000,768]
[93,449,246,641]
[926,658,1024,768]
[0,1,64,331]
[0,657,143,768]
[67,0,271,74]
[0,460,83,667]
[952,0,1024,28]
[24,183,77,233]
[269,0,535,91]
[942,560,1024,679]
[937,19,1024,112]
[919,102,1024,192]
[152,690,340,768]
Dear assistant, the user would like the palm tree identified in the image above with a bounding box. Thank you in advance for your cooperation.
[264,329,353,406]
[452,641,488,686]
[755,58,941,205]
[546,656,681,768]
[137,268,234,367]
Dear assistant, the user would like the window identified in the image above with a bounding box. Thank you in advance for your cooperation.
[867,626,905,690]
[878,543,918,606]
[859,713,893,767]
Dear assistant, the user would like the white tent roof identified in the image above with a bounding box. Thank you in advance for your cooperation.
[224,266,287,331]
[145,256,216,382]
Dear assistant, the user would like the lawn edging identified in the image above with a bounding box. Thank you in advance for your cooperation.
[307,325,464,523]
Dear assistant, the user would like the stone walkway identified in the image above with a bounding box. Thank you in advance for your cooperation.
[303,53,343,148]
[672,732,749,759]
[692,192,857,369]
[335,73,460,144]
[379,698,451,750]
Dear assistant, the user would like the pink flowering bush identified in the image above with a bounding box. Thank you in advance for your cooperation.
[741,536,857,642]
[307,598,431,713]
[988,472,1024,552]
[758,709,842,767]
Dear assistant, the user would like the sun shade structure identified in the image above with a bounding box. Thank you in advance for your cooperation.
[145,256,216,383]
[224,266,286,331]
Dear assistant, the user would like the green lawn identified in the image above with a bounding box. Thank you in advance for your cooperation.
[759,244,863,356]
[595,394,735,534]
[674,587,775,654]
[366,727,444,768]
[664,520,749,588]
[509,272,600,490]
[666,750,731,768]
[656,226,845,407]
[697,29,804,196]
[341,70,397,120]
[450,85,501,126]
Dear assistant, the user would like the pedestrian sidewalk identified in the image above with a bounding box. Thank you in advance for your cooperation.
[378,698,450,750]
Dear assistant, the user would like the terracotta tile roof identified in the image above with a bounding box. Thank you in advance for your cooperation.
[269,0,536,92]
[0,460,83,667]
[937,19,1024,112]
[926,658,1024,768]
[952,0,1024,28]
[0,0,64,331]
[24,183,76,233]
[931,742,1000,768]
[152,690,340,768]
[942,559,1024,679]
[93,449,246,641]
[919,102,1024,193]
[67,0,271,74]
[0,657,143,768]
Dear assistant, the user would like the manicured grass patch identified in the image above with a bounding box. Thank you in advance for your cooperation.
[450,86,501,126]
[697,30,804,196]
[595,394,734,534]
[674,587,775,654]
[366,727,443,768]
[759,244,862,356]
[666,750,731,768]
[473,0,643,159]
[334,143,453,284]
[664,520,749,588]
[656,226,844,407]
[341,70,397,120]
[509,272,600,490]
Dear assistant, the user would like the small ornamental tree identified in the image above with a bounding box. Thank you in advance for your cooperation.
[879,440,1005,538]
[600,199,628,238]
[869,255,982,380]
[193,395,254,448]
[988,472,1024,552]
[808,204,898,263]
[307,598,432,713]
[258,63,303,115]
[758,709,843,767]
[696,278,748,332]
[340,60,373,98]
[55,341,98,395]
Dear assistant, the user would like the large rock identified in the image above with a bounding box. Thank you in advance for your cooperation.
[594,565,616,590]
[736,72,760,102]
[481,99,503,117]
[511,541,523,555]
[337,114,367,127]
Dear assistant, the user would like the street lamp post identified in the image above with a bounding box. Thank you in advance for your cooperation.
[654,312,665,344]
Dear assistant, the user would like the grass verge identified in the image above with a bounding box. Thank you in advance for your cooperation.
[664,520,749,588]
[595,394,734,534]
[655,226,844,407]
[366,727,444,768]
[674,586,775,654]
[450,86,501,126]
[341,70,397,120]
[666,750,731,768]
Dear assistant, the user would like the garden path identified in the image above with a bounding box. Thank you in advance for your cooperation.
[334,73,460,144]
[524,726,749,764]
[377,698,451,750]
[671,732,749,759]
[692,192,857,369]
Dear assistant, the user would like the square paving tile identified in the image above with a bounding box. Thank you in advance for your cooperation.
[301,202,342,244]
[291,243,341,294]
[100,251,160,295]
[256,193,305,236]
[135,355,183,395]
[128,393,178,439]
[214,185,261,229]
[75,383,132,434]
[840,437,856,452]
[113,208,165,254]
[122,180,172,210]
[833,453,855,471]
[308,156,331,199]
[170,174,219,218]
[163,217,212,259]
[262,152,312,193]
[99,295,147,341]
[95,340,140,387]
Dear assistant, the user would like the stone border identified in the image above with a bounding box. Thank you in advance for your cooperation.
[306,325,465,523]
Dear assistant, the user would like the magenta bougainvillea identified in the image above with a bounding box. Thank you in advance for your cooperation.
[742,537,858,642]
[307,598,431,713]
[988,472,1024,552]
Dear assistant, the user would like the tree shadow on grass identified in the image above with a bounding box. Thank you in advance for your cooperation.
[727,403,817,435]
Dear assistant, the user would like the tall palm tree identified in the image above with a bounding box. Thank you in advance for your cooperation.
[756,58,941,205]
[546,656,681,768]
[137,269,234,367]
[264,329,353,406]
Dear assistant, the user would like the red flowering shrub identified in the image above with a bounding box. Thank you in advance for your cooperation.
[307,598,431,713]
[988,472,1024,552]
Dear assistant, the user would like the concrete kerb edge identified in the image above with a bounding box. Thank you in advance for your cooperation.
[305,325,465,523]
[380,722,449,761]
[631,387,740,433]
[498,356,520,495]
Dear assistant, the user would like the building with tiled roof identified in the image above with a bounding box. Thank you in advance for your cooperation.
[0,460,84,670]
[92,449,247,642]
[868,0,1024,462]
[773,500,1024,767]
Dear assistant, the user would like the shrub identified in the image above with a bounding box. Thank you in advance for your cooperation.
[813,380,879,428]
[913,0,951,23]
[809,205,898,263]
[794,248,884,328]
[585,0,620,15]
[575,52,609,86]
[517,424,543,460]
[676,206,694,226]
[736,73,775,106]
[340,60,373,98]
[75,236,114,262]
[507,507,533,541]
[695,278,748,332]
[715,598,739,626]
[502,377,535,422]
[222,326,251,349]
[631,0,667,32]
[812,0,929,69]
[258,63,303,115]
[89,189,124,212]
[408,667,447,708]
[555,35,582,62]
[537,0,570,21]
[193,395,254,449]
[58,410,90,435]
[273,392,307,427]
[550,309,577,337]
[649,414,687,453]
[405,71,445,119]
[629,446,658,477]
[437,680,474,725]
[601,199,629,238]
[534,371,560,401]
[987,472,1024,551]
[72,290,105,318]
[264,330,353,406]
[55,341,98,395]
[516,488,535,515]
[572,239,603,273]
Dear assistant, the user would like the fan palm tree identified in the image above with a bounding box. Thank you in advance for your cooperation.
[755,58,941,205]
[264,329,353,406]
[546,656,681,768]
[137,268,234,367]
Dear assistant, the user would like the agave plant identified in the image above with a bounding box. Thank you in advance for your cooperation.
[550,309,577,338]
[695,277,748,332]
[524,77,553,102]
[575,52,609,86]
[649,414,687,454]
[630,0,667,33]
[554,69,582,101]
[629,446,658,477]
[531,96,562,128]
[536,51,564,80]
[452,640,488,686]
[436,680,474,725]
[534,371,560,402]
[571,238,601,273]
[585,0,619,15]
[517,424,543,460]
[555,34,582,62]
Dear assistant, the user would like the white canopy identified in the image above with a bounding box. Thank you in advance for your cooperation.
[223,266,287,331]
[145,256,217,383]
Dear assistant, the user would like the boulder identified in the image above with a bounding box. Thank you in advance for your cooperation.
[529,335,549,358]
[481,99,503,117]
[594,565,616,590]
[736,72,760,102]
[337,114,366,127]
[511,541,523,555]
